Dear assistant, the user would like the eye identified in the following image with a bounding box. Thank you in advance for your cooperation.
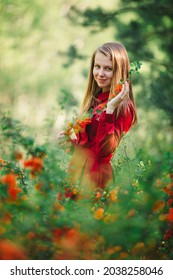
[94,64,100,69]
[105,67,112,71]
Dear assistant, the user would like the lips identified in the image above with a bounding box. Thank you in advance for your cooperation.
[97,78,106,83]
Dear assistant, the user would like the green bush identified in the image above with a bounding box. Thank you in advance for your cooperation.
[0,113,172,260]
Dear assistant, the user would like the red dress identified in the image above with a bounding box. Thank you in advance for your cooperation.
[68,91,134,190]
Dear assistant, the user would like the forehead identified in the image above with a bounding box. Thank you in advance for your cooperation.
[94,51,112,66]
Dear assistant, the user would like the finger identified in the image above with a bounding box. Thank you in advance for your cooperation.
[121,83,125,93]
[125,81,129,92]
[118,83,125,98]
[123,81,127,92]
[122,82,129,97]
[120,83,127,98]
[57,131,65,139]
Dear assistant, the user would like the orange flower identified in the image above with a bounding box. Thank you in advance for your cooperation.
[159,214,167,221]
[127,209,136,218]
[0,239,27,260]
[35,182,42,190]
[107,245,122,255]
[1,173,22,200]
[94,208,104,220]
[109,93,116,99]
[52,227,93,260]
[3,213,12,224]
[155,179,162,187]
[95,191,102,200]
[99,103,107,109]
[14,151,23,161]
[115,83,123,93]
[103,213,118,223]
[20,195,28,201]
[53,227,81,247]
[27,232,36,239]
[0,159,4,170]
[163,182,173,196]
[67,121,73,127]
[131,242,145,255]
[73,124,81,134]
[65,148,71,154]
[109,188,119,202]
[54,202,65,212]
[152,200,165,212]
[119,251,129,259]
[80,117,92,125]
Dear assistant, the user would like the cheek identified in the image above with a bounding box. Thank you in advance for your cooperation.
[108,72,113,79]
[93,68,97,77]
[106,74,113,84]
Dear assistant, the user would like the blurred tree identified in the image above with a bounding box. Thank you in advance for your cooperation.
[68,0,173,124]
[58,45,86,68]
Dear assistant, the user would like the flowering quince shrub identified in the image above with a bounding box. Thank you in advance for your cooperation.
[0,111,173,259]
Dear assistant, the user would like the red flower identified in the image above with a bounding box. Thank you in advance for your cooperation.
[164,228,173,240]
[64,187,77,199]
[3,213,12,224]
[167,208,173,222]
[24,157,43,176]
[167,198,173,206]
[1,173,22,200]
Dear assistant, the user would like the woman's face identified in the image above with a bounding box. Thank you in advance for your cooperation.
[93,51,113,92]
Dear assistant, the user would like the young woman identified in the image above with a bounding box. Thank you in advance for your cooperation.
[60,42,137,191]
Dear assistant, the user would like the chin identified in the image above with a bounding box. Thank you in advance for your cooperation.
[97,83,105,88]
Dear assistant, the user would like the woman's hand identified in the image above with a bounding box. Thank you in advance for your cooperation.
[56,130,65,139]
[57,129,77,141]
[106,81,130,114]
[56,130,73,152]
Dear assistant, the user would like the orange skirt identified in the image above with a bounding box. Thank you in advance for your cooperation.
[68,146,114,190]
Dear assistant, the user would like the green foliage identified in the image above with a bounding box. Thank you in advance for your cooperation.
[0,114,173,260]
[128,61,142,79]
[68,0,173,120]
[58,89,78,110]
[0,0,173,260]
[59,45,87,68]
[150,71,173,124]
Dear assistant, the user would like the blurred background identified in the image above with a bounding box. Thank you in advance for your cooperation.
[0,0,173,260]
[0,0,173,153]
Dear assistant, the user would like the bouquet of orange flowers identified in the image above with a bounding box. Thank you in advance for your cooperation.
[64,110,93,141]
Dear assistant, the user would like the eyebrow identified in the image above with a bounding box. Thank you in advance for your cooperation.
[94,62,112,68]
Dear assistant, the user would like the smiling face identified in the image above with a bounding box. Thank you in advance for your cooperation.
[93,51,113,92]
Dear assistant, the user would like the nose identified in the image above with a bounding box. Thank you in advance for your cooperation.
[98,68,105,76]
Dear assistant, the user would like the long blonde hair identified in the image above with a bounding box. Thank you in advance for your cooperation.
[80,42,138,125]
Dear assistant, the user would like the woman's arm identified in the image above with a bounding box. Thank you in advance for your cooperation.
[95,104,134,158]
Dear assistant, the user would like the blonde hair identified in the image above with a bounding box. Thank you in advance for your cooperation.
[80,42,138,125]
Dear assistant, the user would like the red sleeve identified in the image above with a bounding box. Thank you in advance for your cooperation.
[95,106,134,157]
[70,122,89,146]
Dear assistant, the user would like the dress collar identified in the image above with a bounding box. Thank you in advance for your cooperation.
[97,90,110,102]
